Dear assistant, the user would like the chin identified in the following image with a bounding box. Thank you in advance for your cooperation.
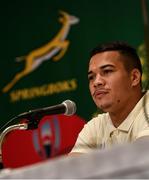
[98,103,112,112]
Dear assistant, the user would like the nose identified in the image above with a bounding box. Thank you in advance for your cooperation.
[93,74,105,87]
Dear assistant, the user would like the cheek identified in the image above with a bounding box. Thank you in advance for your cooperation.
[108,75,130,90]
[89,83,93,94]
[108,79,131,104]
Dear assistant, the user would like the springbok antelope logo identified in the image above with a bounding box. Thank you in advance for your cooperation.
[2,11,79,93]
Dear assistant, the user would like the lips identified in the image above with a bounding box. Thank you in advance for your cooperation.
[93,89,108,98]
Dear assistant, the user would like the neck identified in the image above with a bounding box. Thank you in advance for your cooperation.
[109,91,144,128]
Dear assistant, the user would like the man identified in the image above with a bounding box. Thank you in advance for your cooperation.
[70,41,149,154]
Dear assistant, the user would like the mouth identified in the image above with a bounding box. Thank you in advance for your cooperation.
[93,90,109,99]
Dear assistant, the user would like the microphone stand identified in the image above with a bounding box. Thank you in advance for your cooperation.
[0,100,74,169]
[0,111,47,170]
[0,123,28,169]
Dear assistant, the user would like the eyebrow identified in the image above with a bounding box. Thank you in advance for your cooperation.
[88,64,115,75]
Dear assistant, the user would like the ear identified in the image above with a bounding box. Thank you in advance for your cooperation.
[130,69,141,87]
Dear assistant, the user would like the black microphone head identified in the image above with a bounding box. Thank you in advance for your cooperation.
[62,100,76,116]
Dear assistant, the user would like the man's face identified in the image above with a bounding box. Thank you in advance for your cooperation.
[88,51,134,113]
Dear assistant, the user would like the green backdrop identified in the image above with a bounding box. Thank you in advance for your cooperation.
[0,0,148,130]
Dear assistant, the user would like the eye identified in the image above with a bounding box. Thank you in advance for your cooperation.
[102,69,113,75]
[88,74,94,81]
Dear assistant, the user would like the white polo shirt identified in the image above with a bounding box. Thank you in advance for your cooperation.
[71,91,149,153]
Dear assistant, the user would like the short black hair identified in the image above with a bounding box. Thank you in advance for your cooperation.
[90,41,142,75]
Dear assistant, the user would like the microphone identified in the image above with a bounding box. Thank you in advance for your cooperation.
[17,99,76,119]
[0,100,76,131]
